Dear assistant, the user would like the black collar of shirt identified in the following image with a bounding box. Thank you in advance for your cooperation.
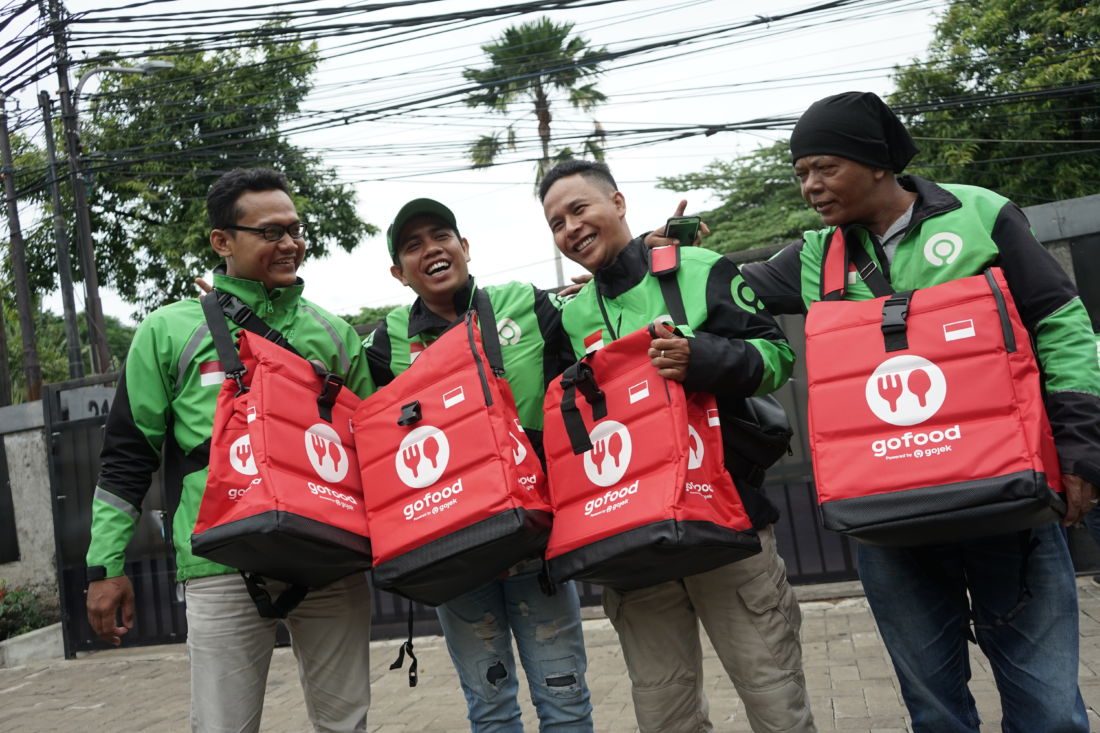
[594,235,648,299]
[406,276,476,339]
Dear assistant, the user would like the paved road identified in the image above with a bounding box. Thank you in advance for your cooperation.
[3,578,1099,732]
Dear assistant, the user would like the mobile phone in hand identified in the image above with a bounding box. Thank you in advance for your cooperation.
[665,216,701,246]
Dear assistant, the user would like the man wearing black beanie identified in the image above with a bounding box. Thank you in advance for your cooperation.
[740,91,1100,733]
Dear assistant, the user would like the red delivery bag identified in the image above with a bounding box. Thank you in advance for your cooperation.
[542,324,759,591]
[353,299,552,606]
[806,232,1063,546]
[192,320,371,590]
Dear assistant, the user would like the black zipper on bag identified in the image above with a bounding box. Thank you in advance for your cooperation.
[984,269,1017,353]
[466,311,495,406]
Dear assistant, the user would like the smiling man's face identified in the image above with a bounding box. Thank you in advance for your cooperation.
[542,172,631,273]
[390,214,470,301]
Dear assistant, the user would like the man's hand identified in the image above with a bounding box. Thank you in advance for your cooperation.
[649,327,691,382]
[1062,473,1099,526]
[557,273,593,297]
[194,277,213,294]
[643,199,710,248]
[86,576,135,646]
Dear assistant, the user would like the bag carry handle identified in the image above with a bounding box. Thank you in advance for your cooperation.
[240,571,309,619]
[559,361,608,455]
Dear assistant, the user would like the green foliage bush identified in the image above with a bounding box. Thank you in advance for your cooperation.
[0,580,59,641]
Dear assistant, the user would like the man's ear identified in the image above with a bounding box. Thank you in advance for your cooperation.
[390,263,410,287]
[210,228,232,258]
[612,190,627,218]
[460,237,471,263]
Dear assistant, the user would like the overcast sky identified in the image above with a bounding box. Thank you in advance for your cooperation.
[29,0,947,323]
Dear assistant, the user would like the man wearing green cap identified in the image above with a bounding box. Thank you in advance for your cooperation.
[365,198,594,732]
[741,91,1100,733]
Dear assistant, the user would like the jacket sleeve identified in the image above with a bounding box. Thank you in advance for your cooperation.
[740,240,809,316]
[363,320,396,387]
[684,256,795,398]
[86,320,174,580]
[993,203,1100,486]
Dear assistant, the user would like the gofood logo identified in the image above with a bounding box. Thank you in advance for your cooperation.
[229,435,257,476]
[395,426,450,488]
[583,421,632,487]
[865,355,947,427]
[304,423,350,483]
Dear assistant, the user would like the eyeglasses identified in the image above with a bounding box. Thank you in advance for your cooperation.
[224,222,306,242]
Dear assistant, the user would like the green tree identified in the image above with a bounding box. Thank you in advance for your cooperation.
[890,0,1100,203]
[69,27,374,315]
[341,304,399,330]
[658,141,818,254]
[463,17,608,182]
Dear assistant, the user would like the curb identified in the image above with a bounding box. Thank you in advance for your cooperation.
[0,622,64,668]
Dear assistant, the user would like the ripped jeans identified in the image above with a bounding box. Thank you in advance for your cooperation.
[435,561,593,732]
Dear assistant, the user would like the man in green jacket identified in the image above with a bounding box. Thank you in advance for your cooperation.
[742,91,1100,733]
[86,168,375,732]
[539,160,815,733]
[365,198,593,732]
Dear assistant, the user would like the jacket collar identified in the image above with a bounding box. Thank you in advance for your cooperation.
[407,276,477,339]
[898,174,962,230]
[593,236,648,299]
[211,263,304,318]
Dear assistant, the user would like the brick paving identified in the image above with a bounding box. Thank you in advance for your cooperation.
[3,577,1099,732]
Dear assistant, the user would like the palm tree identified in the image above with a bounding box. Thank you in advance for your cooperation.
[464,17,608,284]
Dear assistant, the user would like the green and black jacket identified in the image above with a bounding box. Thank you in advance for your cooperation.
[364,277,574,456]
[86,271,376,582]
[560,237,795,527]
[743,175,1100,487]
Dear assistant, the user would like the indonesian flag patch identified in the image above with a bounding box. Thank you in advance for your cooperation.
[199,360,225,387]
[584,329,604,354]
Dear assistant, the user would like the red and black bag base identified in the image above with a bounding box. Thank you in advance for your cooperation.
[192,512,372,589]
[820,470,1064,547]
[372,507,551,606]
[548,519,760,591]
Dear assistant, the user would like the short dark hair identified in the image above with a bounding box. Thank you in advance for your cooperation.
[538,159,618,201]
[207,168,291,230]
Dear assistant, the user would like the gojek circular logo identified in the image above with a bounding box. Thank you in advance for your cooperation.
[395,426,450,488]
[229,434,257,476]
[687,425,704,470]
[864,355,947,427]
[497,318,522,346]
[923,232,963,266]
[583,420,632,487]
[304,423,349,483]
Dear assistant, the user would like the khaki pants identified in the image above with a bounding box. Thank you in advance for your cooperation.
[603,526,814,733]
[185,572,372,733]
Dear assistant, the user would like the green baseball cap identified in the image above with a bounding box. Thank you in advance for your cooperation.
[387,198,460,262]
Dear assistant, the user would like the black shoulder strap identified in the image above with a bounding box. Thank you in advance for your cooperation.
[201,292,248,394]
[647,248,688,326]
[820,226,894,301]
[212,289,302,357]
[473,288,505,377]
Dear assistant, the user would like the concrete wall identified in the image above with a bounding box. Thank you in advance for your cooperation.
[0,402,57,601]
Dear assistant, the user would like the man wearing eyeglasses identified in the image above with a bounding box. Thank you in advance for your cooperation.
[85,168,375,732]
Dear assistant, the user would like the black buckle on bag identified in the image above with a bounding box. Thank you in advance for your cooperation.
[312,363,344,422]
[881,295,911,352]
[228,367,248,397]
[398,401,422,426]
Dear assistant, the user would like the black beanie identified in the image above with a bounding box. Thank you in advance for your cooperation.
[789,91,919,173]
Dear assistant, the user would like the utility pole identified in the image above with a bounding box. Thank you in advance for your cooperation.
[0,96,42,401]
[46,0,110,372]
[0,297,11,407]
[39,91,84,379]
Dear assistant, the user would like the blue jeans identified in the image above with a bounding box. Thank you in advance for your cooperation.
[436,564,593,732]
[857,523,1086,733]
